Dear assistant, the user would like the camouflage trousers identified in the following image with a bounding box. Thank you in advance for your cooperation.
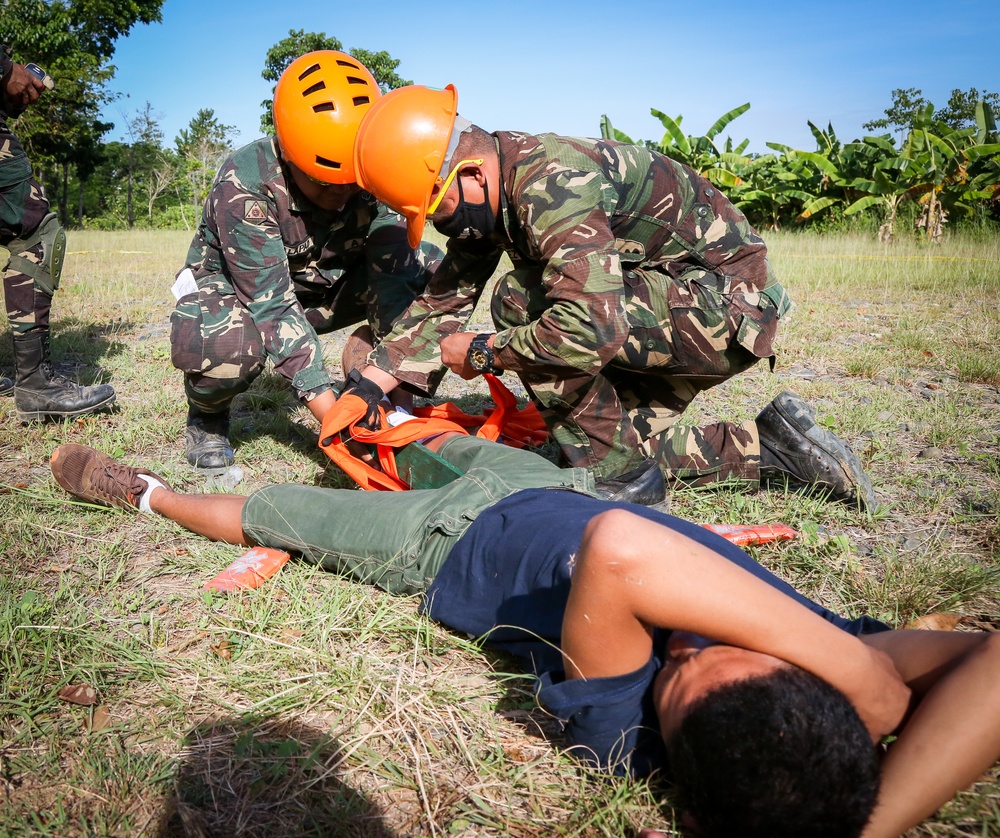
[492,263,791,487]
[171,245,439,412]
[1,113,52,335]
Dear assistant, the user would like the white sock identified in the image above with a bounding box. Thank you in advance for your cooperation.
[136,474,166,514]
[386,405,418,427]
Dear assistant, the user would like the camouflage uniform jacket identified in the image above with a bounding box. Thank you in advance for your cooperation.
[371,131,788,394]
[183,136,419,397]
[1,44,33,199]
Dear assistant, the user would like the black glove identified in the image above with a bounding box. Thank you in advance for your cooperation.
[341,369,385,430]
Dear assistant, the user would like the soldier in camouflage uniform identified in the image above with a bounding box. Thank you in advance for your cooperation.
[0,44,115,421]
[348,84,875,508]
[171,52,442,469]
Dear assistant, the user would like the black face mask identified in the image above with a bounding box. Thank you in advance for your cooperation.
[432,175,495,240]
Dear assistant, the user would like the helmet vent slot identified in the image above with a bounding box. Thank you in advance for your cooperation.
[313,102,336,113]
[303,81,326,97]
[315,156,342,170]
[336,59,362,69]
[298,63,322,80]
[352,96,371,107]
[346,75,370,86]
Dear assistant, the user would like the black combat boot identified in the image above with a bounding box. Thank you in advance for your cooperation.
[185,405,235,468]
[13,332,116,422]
[0,375,12,396]
[594,457,668,506]
[756,391,876,509]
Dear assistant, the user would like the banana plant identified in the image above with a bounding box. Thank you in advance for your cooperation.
[600,106,752,189]
[735,146,823,231]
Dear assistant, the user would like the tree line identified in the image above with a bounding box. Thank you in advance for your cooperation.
[2,7,408,231]
[4,1,997,239]
[602,87,1000,241]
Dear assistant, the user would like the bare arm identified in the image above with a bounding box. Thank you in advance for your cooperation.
[305,389,337,424]
[860,630,1000,838]
[561,509,910,740]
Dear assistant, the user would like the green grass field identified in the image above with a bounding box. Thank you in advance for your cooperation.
[1,228,998,836]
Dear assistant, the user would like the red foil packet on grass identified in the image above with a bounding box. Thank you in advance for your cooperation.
[203,547,291,592]
[701,523,798,547]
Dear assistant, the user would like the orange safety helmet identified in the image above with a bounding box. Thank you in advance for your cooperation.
[273,51,381,185]
[354,84,458,247]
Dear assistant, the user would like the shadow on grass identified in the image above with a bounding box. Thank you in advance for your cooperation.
[0,318,138,387]
[225,372,335,475]
[157,714,396,838]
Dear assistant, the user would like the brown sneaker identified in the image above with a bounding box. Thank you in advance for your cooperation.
[50,444,170,509]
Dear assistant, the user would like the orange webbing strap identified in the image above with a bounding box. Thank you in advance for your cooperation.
[414,374,548,448]
[319,393,470,491]
[318,376,550,491]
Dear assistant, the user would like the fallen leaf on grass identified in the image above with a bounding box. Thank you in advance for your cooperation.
[87,706,112,732]
[904,612,961,631]
[44,564,73,573]
[279,628,304,643]
[210,640,232,660]
[502,742,541,763]
[59,684,98,705]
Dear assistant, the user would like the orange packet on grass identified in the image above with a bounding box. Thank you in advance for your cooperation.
[701,523,798,547]
[203,547,291,592]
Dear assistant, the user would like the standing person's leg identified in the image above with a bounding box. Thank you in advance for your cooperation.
[170,275,266,468]
[1,115,115,420]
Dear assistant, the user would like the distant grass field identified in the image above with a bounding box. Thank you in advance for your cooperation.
[1,228,998,837]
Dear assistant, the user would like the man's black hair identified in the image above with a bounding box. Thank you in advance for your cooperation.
[454,124,496,160]
[664,666,880,838]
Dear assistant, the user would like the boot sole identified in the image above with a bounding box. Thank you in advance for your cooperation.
[769,393,877,510]
[16,392,117,423]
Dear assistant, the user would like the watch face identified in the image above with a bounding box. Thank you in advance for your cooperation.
[469,347,491,371]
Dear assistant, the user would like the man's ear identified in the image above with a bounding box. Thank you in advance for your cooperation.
[464,163,488,188]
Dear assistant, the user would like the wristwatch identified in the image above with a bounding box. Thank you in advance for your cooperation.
[467,333,497,374]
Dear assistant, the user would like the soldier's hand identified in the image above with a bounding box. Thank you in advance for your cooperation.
[3,62,46,109]
[340,369,385,430]
[440,332,480,379]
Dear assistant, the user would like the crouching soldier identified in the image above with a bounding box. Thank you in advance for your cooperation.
[170,51,440,469]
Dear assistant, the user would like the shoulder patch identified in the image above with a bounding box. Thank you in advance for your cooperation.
[244,200,268,222]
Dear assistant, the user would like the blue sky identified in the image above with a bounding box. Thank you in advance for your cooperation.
[101,0,1000,155]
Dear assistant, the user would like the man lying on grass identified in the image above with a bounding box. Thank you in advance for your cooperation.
[50,435,1000,838]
